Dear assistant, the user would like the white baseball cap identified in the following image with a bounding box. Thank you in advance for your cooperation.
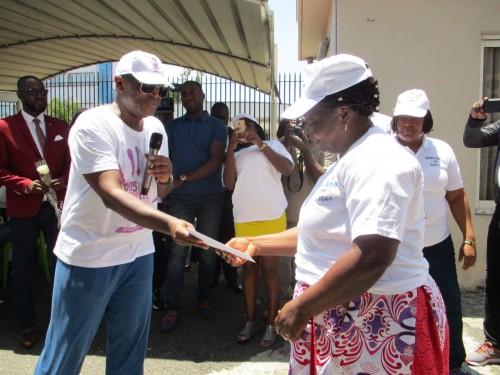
[116,50,173,87]
[281,54,372,119]
[232,113,259,126]
[393,89,429,118]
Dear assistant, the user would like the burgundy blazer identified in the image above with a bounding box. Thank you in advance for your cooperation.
[0,112,71,218]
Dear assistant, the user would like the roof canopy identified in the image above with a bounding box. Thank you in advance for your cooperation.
[0,0,275,94]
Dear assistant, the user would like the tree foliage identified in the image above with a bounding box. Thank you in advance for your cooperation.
[47,97,81,122]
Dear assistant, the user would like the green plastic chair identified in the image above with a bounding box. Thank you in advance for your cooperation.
[2,231,51,289]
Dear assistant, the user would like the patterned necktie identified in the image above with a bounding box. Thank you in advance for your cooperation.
[33,118,45,153]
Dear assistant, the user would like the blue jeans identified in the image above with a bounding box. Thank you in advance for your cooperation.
[485,204,500,348]
[34,254,153,375]
[423,235,465,369]
[9,201,59,329]
[165,193,223,313]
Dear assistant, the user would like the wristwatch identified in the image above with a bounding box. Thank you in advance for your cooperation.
[462,240,476,248]
[180,174,187,183]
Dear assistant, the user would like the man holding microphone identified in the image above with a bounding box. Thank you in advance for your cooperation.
[34,51,205,375]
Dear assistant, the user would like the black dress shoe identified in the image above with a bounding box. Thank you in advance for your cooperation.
[20,328,36,349]
[228,281,243,293]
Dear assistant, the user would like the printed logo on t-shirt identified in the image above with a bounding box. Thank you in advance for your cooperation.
[115,145,156,233]
[425,156,440,167]
[315,180,338,204]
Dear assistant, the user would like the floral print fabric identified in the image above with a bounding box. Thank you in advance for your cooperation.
[289,277,448,374]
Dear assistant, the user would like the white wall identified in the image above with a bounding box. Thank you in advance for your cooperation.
[329,0,500,288]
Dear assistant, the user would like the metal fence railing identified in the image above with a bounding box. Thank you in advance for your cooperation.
[1,71,303,138]
[0,102,17,119]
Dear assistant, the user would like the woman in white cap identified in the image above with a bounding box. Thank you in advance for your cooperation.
[223,54,448,374]
[224,113,293,348]
[391,89,476,374]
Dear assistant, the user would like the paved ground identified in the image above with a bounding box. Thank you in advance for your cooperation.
[0,265,499,375]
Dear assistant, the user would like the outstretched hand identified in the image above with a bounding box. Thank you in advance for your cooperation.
[217,237,257,266]
[168,219,208,249]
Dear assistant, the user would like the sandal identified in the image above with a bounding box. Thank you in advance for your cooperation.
[236,321,257,342]
[259,324,277,348]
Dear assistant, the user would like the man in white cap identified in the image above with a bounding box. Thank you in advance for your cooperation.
[34,50,205,375]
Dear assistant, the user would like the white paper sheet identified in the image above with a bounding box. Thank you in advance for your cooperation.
[187,228,255,263]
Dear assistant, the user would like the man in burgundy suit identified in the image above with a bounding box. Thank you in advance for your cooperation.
[0,75,71,348]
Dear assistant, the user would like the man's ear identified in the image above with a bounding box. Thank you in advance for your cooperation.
[114,76,124,92]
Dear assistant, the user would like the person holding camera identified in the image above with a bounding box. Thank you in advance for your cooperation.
[276,119,334,305]
[463,97,500,367]
[224,113,293,348]
[391,89,476,374]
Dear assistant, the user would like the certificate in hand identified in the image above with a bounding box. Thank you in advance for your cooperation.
[187,228,255,263]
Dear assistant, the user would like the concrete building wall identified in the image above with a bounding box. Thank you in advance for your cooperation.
[327,0,500,288]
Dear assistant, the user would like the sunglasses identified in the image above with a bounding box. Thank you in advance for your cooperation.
[123,75,169,98]
[139,82,170,98]
[21,89,49,96]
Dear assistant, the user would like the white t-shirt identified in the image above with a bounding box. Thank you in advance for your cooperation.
[232,140,293,223]
[53,105,169,268]
[395,135,464,247]
[296,126,429,295]
[282,141,335,226]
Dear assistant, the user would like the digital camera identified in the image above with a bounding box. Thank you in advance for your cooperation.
[293,119,305,136]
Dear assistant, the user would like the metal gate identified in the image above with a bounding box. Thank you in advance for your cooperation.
[1,71,303,139]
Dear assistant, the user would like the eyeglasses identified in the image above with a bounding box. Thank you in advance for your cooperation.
[139,82,170,98]
[123,75,169,98]
[21,89,49,96]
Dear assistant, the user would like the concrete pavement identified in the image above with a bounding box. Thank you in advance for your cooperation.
[0,267,499,374]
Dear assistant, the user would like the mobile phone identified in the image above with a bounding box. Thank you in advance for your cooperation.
[232,119,246,138]
[483,98,500,113]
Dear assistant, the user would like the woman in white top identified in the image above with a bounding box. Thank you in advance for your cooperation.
[222,55,449,374]
[224,113,293,348]
[391,89,476,373]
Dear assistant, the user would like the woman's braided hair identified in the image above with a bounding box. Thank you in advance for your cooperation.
[319,76,380,117]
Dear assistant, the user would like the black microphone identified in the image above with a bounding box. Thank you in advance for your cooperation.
[141,132,163,196]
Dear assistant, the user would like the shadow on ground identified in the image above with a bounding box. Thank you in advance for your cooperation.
[0,265,289,374]
[1,265,500,374]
